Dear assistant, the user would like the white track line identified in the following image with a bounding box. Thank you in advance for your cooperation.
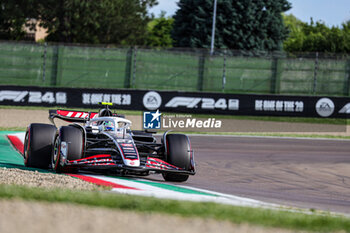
[8,132,25,142]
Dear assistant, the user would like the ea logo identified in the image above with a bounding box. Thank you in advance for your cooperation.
[143,91,162,110]
[315,98,334,117]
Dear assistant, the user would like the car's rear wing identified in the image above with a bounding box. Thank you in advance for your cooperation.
[49,109,99,123]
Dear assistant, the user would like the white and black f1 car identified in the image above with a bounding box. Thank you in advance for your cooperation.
[23,103,195,182]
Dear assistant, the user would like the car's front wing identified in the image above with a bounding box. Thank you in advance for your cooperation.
[65,154,195,175]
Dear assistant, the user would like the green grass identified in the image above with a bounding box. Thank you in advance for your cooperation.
[0,183,349,232]
[0,127,26,131]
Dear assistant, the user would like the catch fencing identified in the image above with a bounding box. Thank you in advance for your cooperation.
[0,41,349,96]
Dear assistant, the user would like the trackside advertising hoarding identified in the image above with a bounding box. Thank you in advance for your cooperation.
[1,85,350,118]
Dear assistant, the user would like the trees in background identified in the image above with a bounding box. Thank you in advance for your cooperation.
[0,0,38,40]
[39,0,157,44]
[0,0,157,45]
[145,12,174,47]
[171,0,291,51]
[2,0,350,54]
[283,14,350,53]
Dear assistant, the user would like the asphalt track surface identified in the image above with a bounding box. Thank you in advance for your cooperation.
[150,135,350,214]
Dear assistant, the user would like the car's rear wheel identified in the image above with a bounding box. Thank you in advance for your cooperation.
[52,126,83,173]
[24,123,57,169]
[162,134,191,182]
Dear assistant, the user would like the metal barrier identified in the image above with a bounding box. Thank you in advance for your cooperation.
[0,41,349,96]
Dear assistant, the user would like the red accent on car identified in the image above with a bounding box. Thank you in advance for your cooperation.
[68,154,112,162]
[146,157,181,170]
[166,140,169,157]
[149,157,179,168]
[67,174,140,190]
[68,158,113,165]
[121,143,133,147]
[57,110,98,119]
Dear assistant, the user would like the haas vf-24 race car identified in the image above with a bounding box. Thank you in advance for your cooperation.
[23,104,195,182]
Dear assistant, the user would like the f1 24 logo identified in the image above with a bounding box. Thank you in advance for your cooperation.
[0,91,67,104]
[165,97,239,110]
[339,103,350,114]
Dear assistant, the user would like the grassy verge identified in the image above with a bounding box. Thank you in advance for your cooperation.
[1,105,348,125]
[0,184,349,232]
[0,127,27,131]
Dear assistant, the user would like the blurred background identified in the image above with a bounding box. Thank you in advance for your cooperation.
[1,0,350,97]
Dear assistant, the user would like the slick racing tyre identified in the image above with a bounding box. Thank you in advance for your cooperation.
[52,126,83,173]
[24,123,57,169]
[162,134,191,182]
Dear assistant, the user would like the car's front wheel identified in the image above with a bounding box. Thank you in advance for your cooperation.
[162,134,191,182]
[24,123,56,169]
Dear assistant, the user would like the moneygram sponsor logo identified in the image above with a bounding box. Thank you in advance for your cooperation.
[315,98,334,117]
[0,90,66,104]
[82,93,131,105]
[143,91,162,110]
[165,97,239,110]
[255,100,304,112]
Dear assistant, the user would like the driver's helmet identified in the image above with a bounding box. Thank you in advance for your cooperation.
[103,121,115,131]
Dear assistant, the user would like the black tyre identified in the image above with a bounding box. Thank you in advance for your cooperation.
[52,126,83,173]
[162,134,191,182]
[24,123,57,169]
